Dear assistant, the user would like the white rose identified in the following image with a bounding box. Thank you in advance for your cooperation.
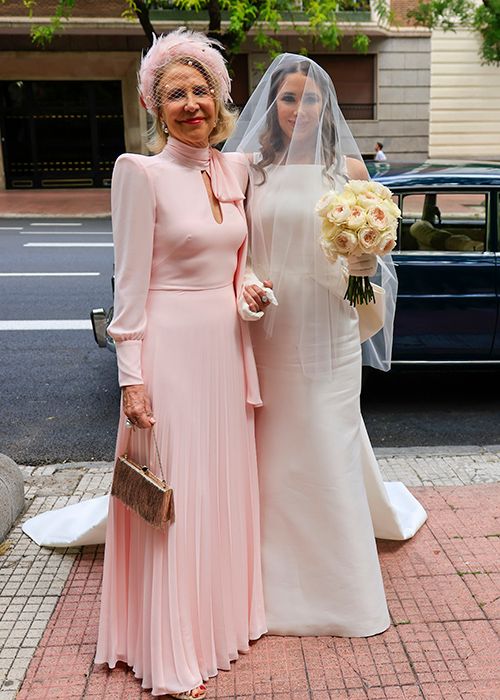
[385,199,401,219]
[315,191,341,217]
[358,226,383,253]
[356,191,381,210]
[367,206,391,232]
[344,179,367,196]
[346,205,367,231]
[321,218,338,242]
[331,228,358,255]
[366,181,393,200]
[320,238,339,264]
[341,188,356,206]
[378,233,397,255]
[326,202,351,225]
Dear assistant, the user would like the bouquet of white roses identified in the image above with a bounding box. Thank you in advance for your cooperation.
[315,180,400,306]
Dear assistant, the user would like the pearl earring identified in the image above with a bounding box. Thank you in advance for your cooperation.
[161,122,168,135]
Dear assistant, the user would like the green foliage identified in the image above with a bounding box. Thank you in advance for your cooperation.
[18,0,76,47]
[473,0,500,65]
[23,0,379,60]
[408,0,475,31]
[352,32,370,52]
[371,0,391,23]
[409,0,500,65]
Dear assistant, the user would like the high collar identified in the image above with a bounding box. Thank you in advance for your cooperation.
[159,135,246,205]
[162,136,210,171]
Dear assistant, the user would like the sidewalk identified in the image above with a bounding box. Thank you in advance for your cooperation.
[1,447,499,700]
[0,189,111,218]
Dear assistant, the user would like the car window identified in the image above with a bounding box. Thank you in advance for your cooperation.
[400,192,487,253]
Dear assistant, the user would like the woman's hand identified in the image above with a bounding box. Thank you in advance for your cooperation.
[122,384,156,429]
[347,254,377,277]
[242,279,273,313]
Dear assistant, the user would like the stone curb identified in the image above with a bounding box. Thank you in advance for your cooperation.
[374,443,500,458]
[19,445,500,472]
[0,453,25,542]
[1,212,111,219]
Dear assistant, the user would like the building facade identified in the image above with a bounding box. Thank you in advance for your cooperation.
[0,0,430,190]
[429,28,500,161]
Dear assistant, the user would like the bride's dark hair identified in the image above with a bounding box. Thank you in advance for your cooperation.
[253,59,338,184]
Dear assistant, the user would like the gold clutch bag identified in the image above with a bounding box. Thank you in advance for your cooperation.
[111,425,173,532]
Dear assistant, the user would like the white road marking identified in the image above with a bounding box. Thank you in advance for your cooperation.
[0,320,92,330]
[20,231,113,236]
[30,222,82,226]
[0,227,23,230]
[0,272,100,277]
[23,242,113,248]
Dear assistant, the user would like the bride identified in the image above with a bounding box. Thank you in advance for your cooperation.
[223,54,426,637]
[23,52,426,639]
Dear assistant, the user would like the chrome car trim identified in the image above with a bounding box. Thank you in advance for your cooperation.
[391,360,500,365]
[391,251,495,257]
[90,308,108,348]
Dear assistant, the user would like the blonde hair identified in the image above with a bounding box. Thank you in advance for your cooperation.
[146,57,238,153]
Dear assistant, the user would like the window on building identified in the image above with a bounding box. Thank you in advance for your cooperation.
[310,54,375,120]
[400,192,487,253]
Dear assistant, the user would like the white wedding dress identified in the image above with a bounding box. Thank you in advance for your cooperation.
[247,164,426,637]
[22,165,426,638]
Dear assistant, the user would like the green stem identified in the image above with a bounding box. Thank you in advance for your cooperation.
[344,275,376,307]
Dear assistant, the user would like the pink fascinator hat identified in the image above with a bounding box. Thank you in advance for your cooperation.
[139,27,232,113]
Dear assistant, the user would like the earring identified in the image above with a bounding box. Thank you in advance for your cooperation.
[161,121,168,135]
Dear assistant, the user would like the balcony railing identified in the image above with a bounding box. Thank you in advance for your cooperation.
[150,1,372,22]
[340,103,375,120]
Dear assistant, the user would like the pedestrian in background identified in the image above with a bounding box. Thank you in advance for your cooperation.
[374,141,387,161]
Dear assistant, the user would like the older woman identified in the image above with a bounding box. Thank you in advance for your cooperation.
[94,30,267,698]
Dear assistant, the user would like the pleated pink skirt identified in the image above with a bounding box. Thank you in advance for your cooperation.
[95,285,267,696]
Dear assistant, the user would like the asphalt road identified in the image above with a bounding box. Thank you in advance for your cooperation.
[0,217,120,465]
[1,216,499,465]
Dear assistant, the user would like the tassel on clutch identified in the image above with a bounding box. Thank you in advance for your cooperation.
[111,424,173,532]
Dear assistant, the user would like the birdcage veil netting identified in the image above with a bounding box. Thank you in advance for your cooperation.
[223,53,397,375]
[139,28,231,114]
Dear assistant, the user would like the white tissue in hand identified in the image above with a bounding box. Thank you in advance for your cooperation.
[238,285,278,321]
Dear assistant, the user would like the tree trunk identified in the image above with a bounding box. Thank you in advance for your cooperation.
[207,0,222,34]
[134,0,157,47]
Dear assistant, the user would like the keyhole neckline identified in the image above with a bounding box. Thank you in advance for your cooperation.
[201,170,223,225]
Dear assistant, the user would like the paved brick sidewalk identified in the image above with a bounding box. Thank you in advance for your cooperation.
[0,189,110,218]
[1,448,499,700]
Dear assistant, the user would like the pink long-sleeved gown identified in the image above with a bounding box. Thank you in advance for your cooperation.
[94,137,267,695]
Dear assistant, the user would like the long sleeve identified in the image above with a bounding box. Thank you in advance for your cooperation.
[107,154,156,386]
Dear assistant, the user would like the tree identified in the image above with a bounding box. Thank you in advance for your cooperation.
[12,0,392,63]
[408,0,500,65]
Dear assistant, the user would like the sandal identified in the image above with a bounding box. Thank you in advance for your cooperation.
[170,684,207,700]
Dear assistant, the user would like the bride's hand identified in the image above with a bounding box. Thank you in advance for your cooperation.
[243,280,273,312]
[347,254,377,277]
[122,385,155,429]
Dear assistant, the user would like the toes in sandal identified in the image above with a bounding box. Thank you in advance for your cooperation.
[170,684,207,700]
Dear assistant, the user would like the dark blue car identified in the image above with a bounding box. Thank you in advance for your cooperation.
[369,162,500,364]
[92,161,500,364]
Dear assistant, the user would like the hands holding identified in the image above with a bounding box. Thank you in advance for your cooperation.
[242,279,274,313]
[347,253,377,277]
[122,384,156,429]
